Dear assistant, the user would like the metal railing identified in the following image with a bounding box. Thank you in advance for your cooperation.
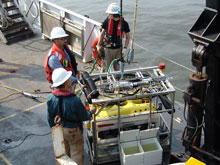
[39,0,101,62]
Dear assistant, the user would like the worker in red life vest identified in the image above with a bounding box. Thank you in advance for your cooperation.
[44,27,79,88]
[47,68,96,165]
[98,3,130,72]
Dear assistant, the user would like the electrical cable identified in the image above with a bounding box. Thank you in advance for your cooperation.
[0,132,51,153]
[183,100,204,129]
[183,100,187,122]
[89,59,97,74]
[183,100,204,142]
[0,92,20,100]
[191,115,198,140]
[0,84,49,100]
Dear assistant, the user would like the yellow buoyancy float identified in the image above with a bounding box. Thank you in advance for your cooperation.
[92,99,156,119]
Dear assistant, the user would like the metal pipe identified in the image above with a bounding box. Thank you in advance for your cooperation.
[117,92,121,141]
[93,112,98,163]
[149,96,152,128]
[92,91,175,104]
[169,92,175,152]
[94,109,171,122]
[90,66,159,77]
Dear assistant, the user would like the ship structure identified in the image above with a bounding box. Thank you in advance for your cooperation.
[0,0,220,165]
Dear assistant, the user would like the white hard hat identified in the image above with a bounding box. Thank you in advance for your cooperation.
[51,68,72,88]
[106,3,120,14]
[50,27,69,40]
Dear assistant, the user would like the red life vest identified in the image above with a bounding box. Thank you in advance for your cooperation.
[108,17,124,38]
[44,43,73,84]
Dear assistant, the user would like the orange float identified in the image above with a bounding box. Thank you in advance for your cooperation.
[92,36,102,65]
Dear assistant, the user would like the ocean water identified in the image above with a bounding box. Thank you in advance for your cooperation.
[47,0,205,103]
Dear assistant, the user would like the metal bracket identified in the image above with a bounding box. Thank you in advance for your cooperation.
[192,44,206,73]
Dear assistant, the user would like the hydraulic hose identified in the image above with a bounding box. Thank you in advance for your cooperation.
[89,58,97,74]
[107,59,118,75]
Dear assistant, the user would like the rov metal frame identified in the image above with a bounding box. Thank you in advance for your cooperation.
[84,66,176,164]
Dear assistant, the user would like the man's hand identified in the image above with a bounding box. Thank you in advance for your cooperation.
[96,44,103,51]
[122,47,127,57]
[91,105,96,114]
[76,71,80,80]
[97,45,104,58]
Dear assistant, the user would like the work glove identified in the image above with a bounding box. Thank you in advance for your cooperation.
[96,44,101,51]
[97,45,104,58]
[122,47,127,57]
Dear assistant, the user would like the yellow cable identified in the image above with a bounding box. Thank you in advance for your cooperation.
[0,84,21,93]
[0,153,12,165]
[0,92,20,100]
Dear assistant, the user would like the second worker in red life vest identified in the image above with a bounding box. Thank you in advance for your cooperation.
[98,3,130,72]
[44,27,79,87]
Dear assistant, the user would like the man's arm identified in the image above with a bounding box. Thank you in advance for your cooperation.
[98,28,105,46]
[74,98,94,121]
[124,32,130,48]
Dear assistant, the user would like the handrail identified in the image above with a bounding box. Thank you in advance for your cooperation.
[0,5,12,29]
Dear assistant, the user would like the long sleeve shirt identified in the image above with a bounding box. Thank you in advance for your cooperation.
[47,93,93,128]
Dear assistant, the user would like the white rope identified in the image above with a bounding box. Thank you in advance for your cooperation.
[134,42,196,73]
[173,85,185,93]
[175,100,184,108]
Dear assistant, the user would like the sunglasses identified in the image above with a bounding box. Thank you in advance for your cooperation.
[59,37,67,41]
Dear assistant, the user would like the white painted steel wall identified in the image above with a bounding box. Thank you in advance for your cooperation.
[39,0,101,63]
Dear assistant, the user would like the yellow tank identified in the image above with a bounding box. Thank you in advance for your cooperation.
[91,98,156,119]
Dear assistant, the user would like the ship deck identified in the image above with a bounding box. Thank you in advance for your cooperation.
[0,32,186,165]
